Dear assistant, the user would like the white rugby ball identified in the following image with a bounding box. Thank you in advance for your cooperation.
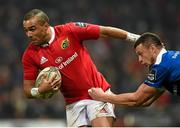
[35,66,61,99]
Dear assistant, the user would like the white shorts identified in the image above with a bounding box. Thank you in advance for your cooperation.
[66,89,115,127]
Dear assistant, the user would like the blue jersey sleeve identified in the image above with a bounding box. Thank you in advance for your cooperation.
[144,65,169,88]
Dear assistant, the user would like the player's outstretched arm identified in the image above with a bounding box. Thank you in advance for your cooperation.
[141,89,165,107]
[88,83,163,107]
[99,26,140,43]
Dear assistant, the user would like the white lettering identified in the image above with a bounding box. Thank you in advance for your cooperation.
[63,52,78,66]
[172,52,180,59]
[58,63,64,70]
[58,52,78,70]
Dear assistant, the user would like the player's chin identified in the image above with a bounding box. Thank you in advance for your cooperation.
[31,41,42,46]
[31,40,38,45]
[144,64,148,67]
[146,64,151,67]
[142,63,149,67]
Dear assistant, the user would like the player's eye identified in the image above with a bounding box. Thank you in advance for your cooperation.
[23,28,28,32]
[137,52,141,56]
[29,28,36,32]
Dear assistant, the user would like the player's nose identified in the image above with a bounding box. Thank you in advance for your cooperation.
[138,57,144,65]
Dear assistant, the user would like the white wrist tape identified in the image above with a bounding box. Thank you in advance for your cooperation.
[31,87,40,97]
[126,32,140,42]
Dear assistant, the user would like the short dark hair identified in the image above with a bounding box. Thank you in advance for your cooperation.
[23,9,49,25]
[134,32,163,49]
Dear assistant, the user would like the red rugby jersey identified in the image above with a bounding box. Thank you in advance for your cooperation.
[22,22,110,104]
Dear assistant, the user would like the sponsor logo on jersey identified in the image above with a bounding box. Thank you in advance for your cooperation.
[75,22,87,27]
[40,56,48,64]
[55,56,63,64]
[147,69,157,81]
[61,38,69,49]
[57,52,78,70]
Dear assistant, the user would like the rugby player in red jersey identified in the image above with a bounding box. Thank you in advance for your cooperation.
[22,9,140,127]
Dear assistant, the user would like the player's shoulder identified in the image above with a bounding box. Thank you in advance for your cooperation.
[152,50,176,71]
[54,22,88,30]
[154,49,172,66]
[61,22,87,27]
[165,50,180,59]
[54,22,84,35]
[160,50,180,65]
[54,22,74,33]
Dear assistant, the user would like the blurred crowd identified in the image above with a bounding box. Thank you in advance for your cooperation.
[0,0,180,126]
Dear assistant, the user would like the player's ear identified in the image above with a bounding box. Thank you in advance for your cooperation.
[149,44,155,51]
[149,44,158,56]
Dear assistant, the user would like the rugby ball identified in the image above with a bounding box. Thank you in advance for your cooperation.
[35,66,61,99]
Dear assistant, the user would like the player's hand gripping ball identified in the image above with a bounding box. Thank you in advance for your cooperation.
[35,66,62,99]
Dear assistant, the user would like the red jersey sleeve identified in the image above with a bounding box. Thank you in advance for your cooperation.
[67,22,100,41]
[22,48,39,80]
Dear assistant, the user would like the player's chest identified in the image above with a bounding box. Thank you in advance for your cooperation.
[34,36,81,69]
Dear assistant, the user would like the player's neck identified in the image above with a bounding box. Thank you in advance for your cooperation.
[46,26,52,42]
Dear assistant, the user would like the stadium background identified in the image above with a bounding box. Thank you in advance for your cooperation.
[0,0,180,126]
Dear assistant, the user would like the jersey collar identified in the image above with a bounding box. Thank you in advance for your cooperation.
[155,48,167,65]
[41,26,55,47]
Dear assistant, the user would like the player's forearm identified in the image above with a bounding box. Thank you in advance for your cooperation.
[23,80,39,99]
[100,26,127,39]
[23,86,35,98]
[24,86,44,99]
[102,92,140,107]
[141,97,156,107]
[100,26,140,42]
[141,90,164,107]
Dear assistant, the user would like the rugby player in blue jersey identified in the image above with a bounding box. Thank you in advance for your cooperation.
[88,32,180,107]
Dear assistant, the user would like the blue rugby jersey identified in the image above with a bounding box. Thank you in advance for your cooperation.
[144,49,180,95]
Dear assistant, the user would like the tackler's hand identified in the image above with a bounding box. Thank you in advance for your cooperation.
[88,88,106,101]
